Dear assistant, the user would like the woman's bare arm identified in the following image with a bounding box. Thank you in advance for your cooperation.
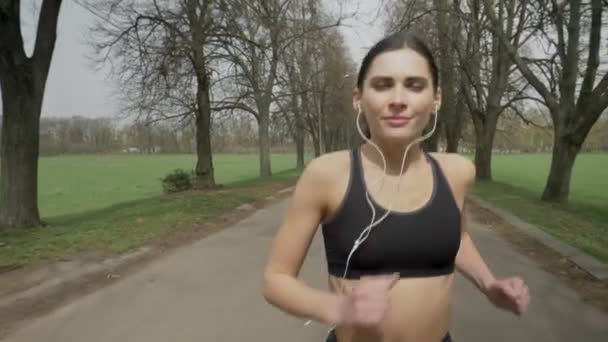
[262,155,341,324]
[453,157,496,293]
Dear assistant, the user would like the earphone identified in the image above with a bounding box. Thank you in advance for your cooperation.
[343,101,439,273]
[305,102,440,331]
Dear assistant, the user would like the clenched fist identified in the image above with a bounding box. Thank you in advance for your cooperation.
[485,277,531,315]
[331,273,400,327]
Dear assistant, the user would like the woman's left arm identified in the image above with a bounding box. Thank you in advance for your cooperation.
[455,210,496,294]
[453,157,531,316]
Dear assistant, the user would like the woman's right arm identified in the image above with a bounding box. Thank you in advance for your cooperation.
[262,156,341,324]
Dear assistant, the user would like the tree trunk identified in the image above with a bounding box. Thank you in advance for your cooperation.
[445,96,465,152]
[295,113,305,170]
[433,0,461,153]
[0,86,42,228]
[193,76,215,189]
[258,110,272,177]
[423,119,442,152]
[474,132,493,181]
[0,0,62,229]
[311,132,321,157]
[445,127,460,153]
[541,133,581,202]
[472,112,498,180]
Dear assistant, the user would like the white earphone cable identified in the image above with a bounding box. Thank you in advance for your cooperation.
[305,103,439,331]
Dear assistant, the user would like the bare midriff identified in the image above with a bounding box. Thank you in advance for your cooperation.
[328,274,455,342]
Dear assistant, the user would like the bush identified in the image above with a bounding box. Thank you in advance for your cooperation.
[161,169,194,193]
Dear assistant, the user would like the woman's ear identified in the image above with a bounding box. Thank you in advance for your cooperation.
[434,87,442,112]
[352,87,361,112]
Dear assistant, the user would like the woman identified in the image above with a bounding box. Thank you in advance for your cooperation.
[262,31,530,342]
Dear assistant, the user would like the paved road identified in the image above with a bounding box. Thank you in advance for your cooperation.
[3,200,607,342]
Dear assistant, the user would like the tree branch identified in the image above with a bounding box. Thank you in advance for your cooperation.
[32,0,63,73]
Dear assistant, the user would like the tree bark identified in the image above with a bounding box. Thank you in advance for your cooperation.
[433,0,461,153]
[0,0,63,229]
[193,75,216,189]
[445,95,464,152]
[295,108,305,170]
[482,0,608,202]
[473,122,496,180]
[0,84,42,228]
[541,126,581,202]
[187,0,216,189]
[471,109,498,180]
[423,120,442,152]
[258,108,272,177]
[296,132,305,170]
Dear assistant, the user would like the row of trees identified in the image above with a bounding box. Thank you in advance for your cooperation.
[383,0,608,201]
[1,0,607,229]
[83,0,359,183]
[11,106,608,157]
[15,115,309,155]
[0,0,357,228]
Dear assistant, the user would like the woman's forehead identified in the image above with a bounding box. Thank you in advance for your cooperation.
[366,49,432,80]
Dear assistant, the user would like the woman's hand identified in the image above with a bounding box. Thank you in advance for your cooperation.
[330,273,399,327]
[484,277,531,315]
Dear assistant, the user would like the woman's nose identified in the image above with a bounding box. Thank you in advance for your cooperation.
[389,87,408,108]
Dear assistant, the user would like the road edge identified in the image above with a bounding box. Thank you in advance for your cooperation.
[469,194,608,281]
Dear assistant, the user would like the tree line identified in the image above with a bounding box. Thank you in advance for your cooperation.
[382,0,608,201]
[1,0,607,229]
[6,105,605,158]
[0,0,357,228]
[0,114,312,156]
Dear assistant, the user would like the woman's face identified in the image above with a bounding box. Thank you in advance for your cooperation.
[354,48,440,143]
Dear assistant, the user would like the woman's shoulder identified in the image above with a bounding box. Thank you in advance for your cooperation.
[428,152,476,190]
[296,149,352,188]
[302,149,352,179]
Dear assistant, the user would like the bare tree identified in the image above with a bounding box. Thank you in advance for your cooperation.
[385,0,536,179]
[84,0,218,188]
[456,0,534,179]
[213,0,291,177]
[214,0,344,176]
[483,0,608,202]
[314,29,357,153]
[0,0,63,228]
[433,0,464,152]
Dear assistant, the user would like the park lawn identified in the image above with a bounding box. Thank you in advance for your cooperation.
[472,153,608,263]
[1,151,606,267]
[0,168,301,268]
[38,153,298,217]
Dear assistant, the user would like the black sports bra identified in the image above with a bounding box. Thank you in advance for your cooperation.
[320,147,462,279]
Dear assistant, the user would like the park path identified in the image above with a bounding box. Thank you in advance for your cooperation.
[2,199,607,342]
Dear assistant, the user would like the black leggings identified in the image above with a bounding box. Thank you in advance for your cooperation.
[325,329,452,342]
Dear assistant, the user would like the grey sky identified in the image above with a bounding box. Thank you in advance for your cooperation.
[1,0,385,119]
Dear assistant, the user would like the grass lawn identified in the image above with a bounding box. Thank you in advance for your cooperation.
[38,153,298,218]
[1,151,606,268]
[0,154,302,268]
[472,153,608,263]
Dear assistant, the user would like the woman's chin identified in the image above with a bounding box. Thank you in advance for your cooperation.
[376,127,420,143]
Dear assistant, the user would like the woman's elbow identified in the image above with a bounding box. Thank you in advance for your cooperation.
[261,269,279,304]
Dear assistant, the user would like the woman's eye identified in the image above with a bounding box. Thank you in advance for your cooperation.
[374,81,391,89]
[407,81,425,91]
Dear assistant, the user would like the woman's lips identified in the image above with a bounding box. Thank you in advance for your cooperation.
[383,116,412,127]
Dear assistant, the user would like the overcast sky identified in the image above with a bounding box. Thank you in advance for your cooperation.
[0,0,385,119]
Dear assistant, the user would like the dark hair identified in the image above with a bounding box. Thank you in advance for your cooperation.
[356,32,439,92]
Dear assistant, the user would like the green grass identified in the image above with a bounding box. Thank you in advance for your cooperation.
[471,153,608,263]
[1,151,606,267]
[0,167,302,267]
[38,153,298,218]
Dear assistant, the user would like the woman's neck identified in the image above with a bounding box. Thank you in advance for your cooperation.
[361,139,426,176]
